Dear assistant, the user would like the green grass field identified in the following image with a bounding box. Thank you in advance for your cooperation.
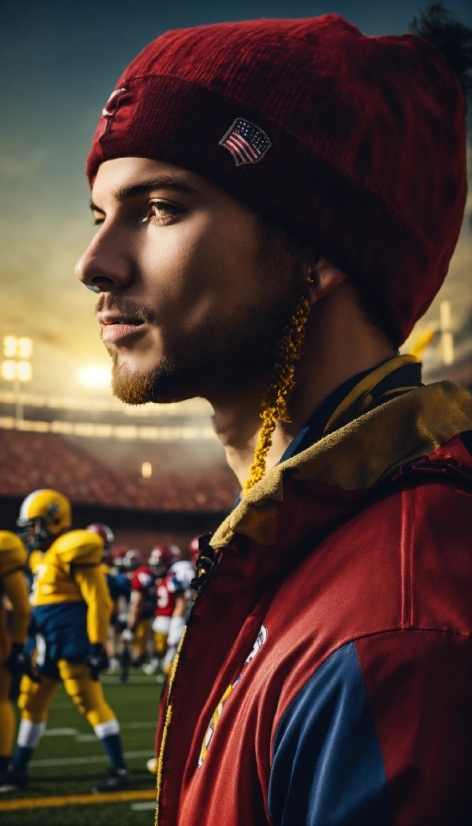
[1,673,162,826]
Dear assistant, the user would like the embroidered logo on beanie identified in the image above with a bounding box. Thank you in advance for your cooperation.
[219,118,271,166]
[101,87,127,137]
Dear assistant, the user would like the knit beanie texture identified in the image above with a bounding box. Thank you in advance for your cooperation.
[86,15,467,345]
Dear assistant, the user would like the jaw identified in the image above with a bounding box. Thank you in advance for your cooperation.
[106,280,299,407]
[110,349,196,405]
[105,325,172,401]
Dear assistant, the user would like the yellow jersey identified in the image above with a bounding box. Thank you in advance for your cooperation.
[29,530,112,646]
[30,529,104,606]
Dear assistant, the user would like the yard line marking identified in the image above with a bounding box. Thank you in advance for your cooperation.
[43,728,78,737]
[130,801,156,811]
[0,788,156,811]
[40,722,155,741]
[30,749,153,767]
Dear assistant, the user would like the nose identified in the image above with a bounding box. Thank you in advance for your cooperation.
[74,229,134,293]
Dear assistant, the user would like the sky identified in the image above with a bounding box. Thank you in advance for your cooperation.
[0,0,471,398]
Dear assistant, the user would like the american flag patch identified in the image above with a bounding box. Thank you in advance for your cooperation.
[219,118,271,166]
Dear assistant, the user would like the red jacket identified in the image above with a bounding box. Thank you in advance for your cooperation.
[155,377,472,826]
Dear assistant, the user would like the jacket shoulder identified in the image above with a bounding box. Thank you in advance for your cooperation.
[270,478,472,657]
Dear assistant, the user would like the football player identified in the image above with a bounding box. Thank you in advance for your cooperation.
[1,490,130,793]
[146,544,181,675]
[161,548,195,674]
[146,543,184,776]
[87,528,131,677]
[0,532,31,789]
[121,549,156,667]
[109,546,127,574]
[87,522,115,569]
[188,536,200,569]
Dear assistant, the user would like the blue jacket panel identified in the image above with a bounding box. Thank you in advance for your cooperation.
[269,642,392,826]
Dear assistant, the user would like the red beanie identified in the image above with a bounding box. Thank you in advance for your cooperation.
[86,15,467,345]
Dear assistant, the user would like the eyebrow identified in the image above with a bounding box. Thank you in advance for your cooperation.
[90,177,199,214]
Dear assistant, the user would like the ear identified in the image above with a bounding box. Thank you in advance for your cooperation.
[306,258,346,306]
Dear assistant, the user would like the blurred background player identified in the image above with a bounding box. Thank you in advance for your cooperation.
[121,549,156,668]
[0,532,31,791]
[173,538,198,600]
[1,490,130,793]
[146,540,195,774]
[188,536,200,570]
[87,523,115,569]
[87,527,131,678]
[162,541,196,673]
[145,544,181,677]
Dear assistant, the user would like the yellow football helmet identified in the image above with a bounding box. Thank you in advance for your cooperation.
[16,489,72,551]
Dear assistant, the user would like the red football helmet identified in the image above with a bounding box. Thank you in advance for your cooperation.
[189,536,200,566]
[87,523,115,559]
[122,548,144,572]
[109,545,126,571]
[148,543,181,577]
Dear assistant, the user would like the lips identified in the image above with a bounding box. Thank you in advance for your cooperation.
[97,313,145,344]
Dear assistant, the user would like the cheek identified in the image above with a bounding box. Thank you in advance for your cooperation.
[139,214,264,332]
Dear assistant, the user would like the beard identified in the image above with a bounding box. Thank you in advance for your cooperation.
[107,284,300,406]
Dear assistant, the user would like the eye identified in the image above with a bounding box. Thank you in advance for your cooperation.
[148,200,183,224]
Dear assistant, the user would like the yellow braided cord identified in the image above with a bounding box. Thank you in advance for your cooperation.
[155,704,172,825]
[154,626,187,825]
[243,279,312,495]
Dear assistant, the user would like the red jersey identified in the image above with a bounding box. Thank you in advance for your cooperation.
[130,565,156,618]
[155,573,177,619]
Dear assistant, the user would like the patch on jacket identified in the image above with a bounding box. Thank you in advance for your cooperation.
[198,625,268,767]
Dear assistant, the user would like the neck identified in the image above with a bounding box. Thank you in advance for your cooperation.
[210,378,264,482]
[210,281,396,486]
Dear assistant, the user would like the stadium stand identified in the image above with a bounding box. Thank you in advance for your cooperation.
[0,430,238,511]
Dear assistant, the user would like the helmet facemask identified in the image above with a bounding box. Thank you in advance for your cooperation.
[16,490,72,552]
[17,508,59,553]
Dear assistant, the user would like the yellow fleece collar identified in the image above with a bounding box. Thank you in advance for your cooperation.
[211,369,472,548]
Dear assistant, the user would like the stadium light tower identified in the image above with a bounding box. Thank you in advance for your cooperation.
[439,300,454,366]
[142,461,152,479]
[1,336,33,426]
[78,365,112,389]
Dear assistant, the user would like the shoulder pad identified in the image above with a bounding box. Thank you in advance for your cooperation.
[137,565,154,577]
[169,560,193,574]
[133,568,154,589]
[0,531,27,576]
[168,560,194,592]
[51,530,104,565]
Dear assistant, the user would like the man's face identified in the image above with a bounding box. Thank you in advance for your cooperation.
[75,157,299,405]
